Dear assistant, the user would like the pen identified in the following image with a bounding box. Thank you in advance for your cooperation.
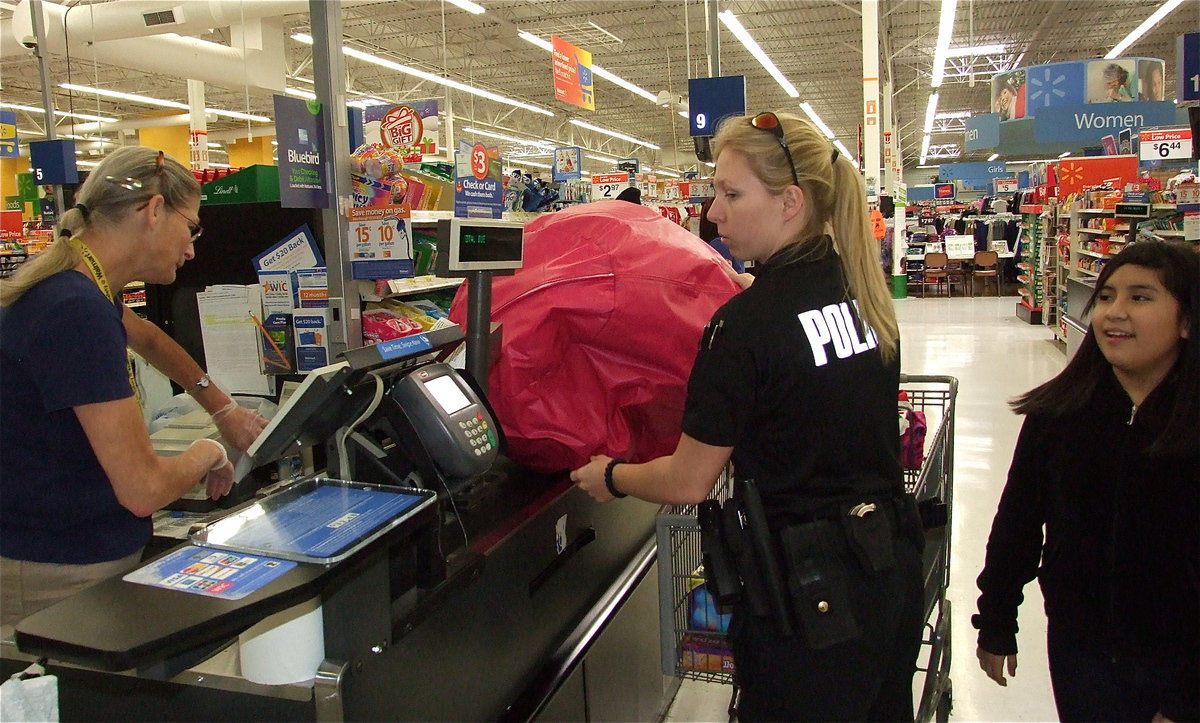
[248,311,292,372]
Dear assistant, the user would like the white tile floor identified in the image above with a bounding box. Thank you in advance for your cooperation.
[665,295,1068,723]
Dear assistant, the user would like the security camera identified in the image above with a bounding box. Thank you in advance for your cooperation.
[21,36,38,49]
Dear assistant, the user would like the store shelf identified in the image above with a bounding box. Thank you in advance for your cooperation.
[1077,228,1112,235]
[1154,229,1186,237]
[1077,208,1115,215]
[1078,249,1111,259]
[1074,267,1100,278]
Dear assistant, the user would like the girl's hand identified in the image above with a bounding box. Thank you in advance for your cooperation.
[977,646,1017,687]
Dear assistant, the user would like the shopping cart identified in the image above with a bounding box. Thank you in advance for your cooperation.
[656,374,957,723]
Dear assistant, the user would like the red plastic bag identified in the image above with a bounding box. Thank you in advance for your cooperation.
[448,202,741,473]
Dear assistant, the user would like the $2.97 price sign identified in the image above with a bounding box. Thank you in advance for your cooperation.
[591,172,632,200]
[1139,128,1192,161]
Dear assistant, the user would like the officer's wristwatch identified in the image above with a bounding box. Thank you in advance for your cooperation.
[189,373,211,396]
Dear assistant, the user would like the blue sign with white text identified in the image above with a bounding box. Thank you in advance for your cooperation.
[29,139,78,185]
[1033,101,1177,143]
[937,162,1008,182]
[688,76,746,137]
[0,111,17,158]
[274,95,329,209]
[964,114,1000,152]
[1179,33,1200,104]
[1023,62,1087,116]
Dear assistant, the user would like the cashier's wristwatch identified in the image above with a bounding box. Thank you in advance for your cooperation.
[188,373,211,396]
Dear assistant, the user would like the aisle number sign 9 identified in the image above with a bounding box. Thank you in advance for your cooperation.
[1139,128,1192,161]
[591,172,633,200]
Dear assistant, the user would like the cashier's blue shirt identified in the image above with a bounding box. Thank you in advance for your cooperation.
[0,270,150,564]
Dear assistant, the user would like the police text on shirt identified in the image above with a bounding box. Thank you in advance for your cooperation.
[797,301,879,367]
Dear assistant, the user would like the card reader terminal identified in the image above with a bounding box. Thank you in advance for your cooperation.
[390,363,499,481]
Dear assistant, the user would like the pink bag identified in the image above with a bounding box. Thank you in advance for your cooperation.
[448,202,741,472]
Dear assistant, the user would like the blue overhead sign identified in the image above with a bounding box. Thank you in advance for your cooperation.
[1033,101,1177,143]
[688,75,746,137]
[964,114,1000,152]
[1179,33,1200,105]
[937,161,1008,181]
[29,139,78,185]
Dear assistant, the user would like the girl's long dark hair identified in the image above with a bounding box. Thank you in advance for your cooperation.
[1011,241,1198,456]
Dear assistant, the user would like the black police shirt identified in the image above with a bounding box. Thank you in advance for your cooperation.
[682,238,904,528]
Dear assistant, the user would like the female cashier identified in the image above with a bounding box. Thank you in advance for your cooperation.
[572,111,924,720]
[0,147,265,628]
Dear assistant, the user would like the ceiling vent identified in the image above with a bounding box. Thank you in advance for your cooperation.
[142,8,184,28]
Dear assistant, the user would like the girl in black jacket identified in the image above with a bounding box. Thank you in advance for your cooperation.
[974,241,1199,722]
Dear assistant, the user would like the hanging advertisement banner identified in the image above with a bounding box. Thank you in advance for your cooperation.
[553,147,582,181]
[551,36,595,111]
[364,100,440,162]
[273,95,329,209]
[964,114,1001,152]
[1055,155,1139,197]
[1139,127,1192,161]
[454,140,504,219]
[1176,33,1199,105]
[347,204,414,280]
[937,162,1007,181]
[1033,101,1177,144]
[0,111,18,158]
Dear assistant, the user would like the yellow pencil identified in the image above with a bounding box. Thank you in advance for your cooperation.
[248,311,292,372]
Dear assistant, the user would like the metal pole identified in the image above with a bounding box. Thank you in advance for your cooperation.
[310,0,361,357]
[465,271,492,391]
[29,0,65,214]
[705,0,720,78]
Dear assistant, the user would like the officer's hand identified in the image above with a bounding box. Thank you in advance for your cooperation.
[213,403,269,452]
[570,455,614,502]
[977,646,1017,687]
[205,460,235,501]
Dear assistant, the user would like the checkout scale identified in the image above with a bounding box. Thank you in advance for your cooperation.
[1,219,666,721]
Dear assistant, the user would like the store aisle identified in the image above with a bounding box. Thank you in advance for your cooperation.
[664,296,1067,722]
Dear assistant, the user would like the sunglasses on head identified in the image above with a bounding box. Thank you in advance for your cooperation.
[750,112,800,187]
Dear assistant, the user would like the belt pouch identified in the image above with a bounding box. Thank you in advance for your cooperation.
[779,520,861,649]
[840,510,896,574]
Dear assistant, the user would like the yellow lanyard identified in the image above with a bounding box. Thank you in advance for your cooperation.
[73,239,142,409]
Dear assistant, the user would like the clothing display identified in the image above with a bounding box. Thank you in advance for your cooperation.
[0,271,149,565]
[973,370,1199,720]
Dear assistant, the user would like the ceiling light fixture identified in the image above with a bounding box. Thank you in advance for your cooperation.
[924,92,939,134]
[930,0,959,88]
[988,153,1000,161]
[293,34,553,117]
[1105,0,1186,59]
[286,87,317,100]
[945,43,1007,57]
[507,158,552,170]
[719,10,798,97]
[60,83,270,122]
[517,32,658,103]
[799,102,835,139]
[444,0,485,14]
[461,126,552,147]
[569,119,660,150]
[1058,150,1072,158]
[934,110,972,120]
[586,153,618,164]
[0,101,116,123]
[833,140,858,168]
[919,134,932,165]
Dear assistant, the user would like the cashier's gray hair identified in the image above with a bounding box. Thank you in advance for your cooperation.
[712,112,899,362]
[0,147,199,307]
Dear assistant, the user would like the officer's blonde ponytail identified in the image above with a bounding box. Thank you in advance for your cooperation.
[712,112,899,362]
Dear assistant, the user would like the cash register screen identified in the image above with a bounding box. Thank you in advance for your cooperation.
[425,375,472,415]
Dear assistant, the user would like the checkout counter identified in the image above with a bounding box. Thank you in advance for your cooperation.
[1,220,674,721]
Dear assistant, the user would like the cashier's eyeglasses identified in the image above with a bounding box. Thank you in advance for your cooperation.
[169,205,204,241]
[750,112,800,187]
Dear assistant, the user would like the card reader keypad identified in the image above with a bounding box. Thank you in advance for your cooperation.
[459,413,495,456]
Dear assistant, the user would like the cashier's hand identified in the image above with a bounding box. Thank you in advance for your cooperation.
[571,455,615,503]
[205,460,235,501]
[977,646,1017,687]
[212,402,270,452]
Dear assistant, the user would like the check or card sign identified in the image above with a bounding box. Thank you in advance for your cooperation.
[1139,127,1192,161]
[592,172,632,200]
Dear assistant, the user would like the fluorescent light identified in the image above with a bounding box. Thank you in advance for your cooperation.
[988,153,1000,161]
[931,0,959,88]
[924,93,939,134]
[1105,0,1186,58]
[1058,151,1072,158]
[77,160,103,167]
[207,142,222,149]
[919,134,932,165]
[718,10,798,97]
[0,102,116,123]
[704,161,715,168]
[61,83,187,110]
[586,153,618,164]
[935,110,972,120]
[445,0,485,14]
[508,158,552,170]
[286,87,318,100]
[678,110,689,118]
[655,169,682,178]
[293,33,553,117]
[517,31,657,103]
[461,126,551,147]
[209,108,271,122]
[917,164,940,169]
[209,162,232,168]
[833,140,857,168]
[799,102,835,139]
[569,119,660,150]
[945,43,1006,57]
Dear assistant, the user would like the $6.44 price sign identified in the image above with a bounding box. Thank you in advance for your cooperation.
[1139,128,1192,161]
